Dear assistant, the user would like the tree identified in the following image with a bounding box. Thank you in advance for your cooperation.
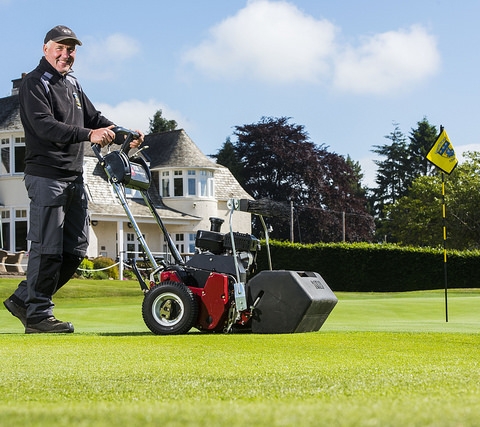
[371,123,409,210]
[406,117,438,181]
[224,116,374,243]
[382,175,442,246]
[382,152,480,249]
[211,137,245,188]
[346,155,369,205]
[148,109,178,134]
[370,118,439,242]
[446,152,480,248]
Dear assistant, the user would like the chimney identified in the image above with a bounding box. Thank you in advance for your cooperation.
[11,73,26,95]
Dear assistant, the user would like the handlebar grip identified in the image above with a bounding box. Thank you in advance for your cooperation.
[112,126,140,140]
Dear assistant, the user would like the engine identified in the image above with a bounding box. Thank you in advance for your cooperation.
[185,217,260,281]
[195,217,260,272]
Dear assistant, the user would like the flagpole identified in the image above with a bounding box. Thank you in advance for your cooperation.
[426,125,457,322]
[441,172,449,322]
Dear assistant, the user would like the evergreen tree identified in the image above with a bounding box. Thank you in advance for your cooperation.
[370,119,440,242]
[406,117,438,180]
[371,123,409,215]
[148,109,178,134]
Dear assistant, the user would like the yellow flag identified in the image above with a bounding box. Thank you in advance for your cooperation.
[426,129,458,174]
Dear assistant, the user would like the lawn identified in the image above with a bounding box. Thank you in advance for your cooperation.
[0,278,479,426]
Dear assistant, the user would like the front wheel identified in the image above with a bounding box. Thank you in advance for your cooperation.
[142,281,198,335]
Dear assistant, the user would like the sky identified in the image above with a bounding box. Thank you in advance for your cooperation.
[1,0,479,187]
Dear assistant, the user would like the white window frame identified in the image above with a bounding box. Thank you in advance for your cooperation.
[0,135,25,176]
[159,168,215,199]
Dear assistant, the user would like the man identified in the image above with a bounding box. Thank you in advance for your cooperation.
[3,25,143,333]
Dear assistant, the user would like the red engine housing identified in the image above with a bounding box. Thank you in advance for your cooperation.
[160,270,234,332]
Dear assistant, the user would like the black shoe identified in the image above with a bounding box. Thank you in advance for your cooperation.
[25,317,74,334]
[3,298,27,326]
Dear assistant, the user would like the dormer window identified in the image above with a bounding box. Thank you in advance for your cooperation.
[160,168,214,198]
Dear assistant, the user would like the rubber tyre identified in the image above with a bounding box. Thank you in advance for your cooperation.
[142,281,198,335]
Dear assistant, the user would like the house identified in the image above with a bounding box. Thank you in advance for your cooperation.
[0,76,252,272]
[0,77,27,254]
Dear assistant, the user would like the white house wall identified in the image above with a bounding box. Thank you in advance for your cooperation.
[88,221,169,260]
[0,176,27,206]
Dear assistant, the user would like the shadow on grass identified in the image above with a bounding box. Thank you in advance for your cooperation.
[96,332,156,336]
[96,330,232,337]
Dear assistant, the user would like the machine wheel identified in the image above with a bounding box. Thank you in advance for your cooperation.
[142,281,198,335]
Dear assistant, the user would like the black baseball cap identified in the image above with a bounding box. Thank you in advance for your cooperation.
[44,25,82,46]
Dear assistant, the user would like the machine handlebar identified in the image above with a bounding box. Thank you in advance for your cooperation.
[111,126,140,155]
[91,126,141,160]
[111,126,140,140]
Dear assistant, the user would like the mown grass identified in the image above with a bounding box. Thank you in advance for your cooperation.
[0,278,479,426]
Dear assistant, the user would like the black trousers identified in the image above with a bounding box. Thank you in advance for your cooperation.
[12,174,89,323]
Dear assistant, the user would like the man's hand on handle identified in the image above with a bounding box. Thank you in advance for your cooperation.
[90,125,144,148]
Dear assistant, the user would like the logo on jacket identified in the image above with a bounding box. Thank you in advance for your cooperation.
[72,92,82,110]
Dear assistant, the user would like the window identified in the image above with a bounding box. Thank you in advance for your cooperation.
[1,210,10,249]
[159,169,215,198]
[174,170,183,196]
[188,170,196,196]
[1,138,10,175]
[0,137,25,175]
[126,233,136,260]
[188,233,196,254]
[125,232,144,260]
[161,171,170,197]
[175,233,185,254]
[198,170,214,197]
[1,209,27,251]
[14,137,25,173]
[15,210,27,251]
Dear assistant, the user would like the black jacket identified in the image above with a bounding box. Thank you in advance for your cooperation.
[19,57,114,180]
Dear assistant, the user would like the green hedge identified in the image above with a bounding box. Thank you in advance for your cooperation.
[254,241,480,292]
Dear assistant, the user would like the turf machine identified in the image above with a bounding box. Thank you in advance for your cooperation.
[93,127,338,335]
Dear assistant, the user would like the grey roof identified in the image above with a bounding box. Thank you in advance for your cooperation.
[0,95,22,131]
[215,165,252,200]
[142,129,218,169]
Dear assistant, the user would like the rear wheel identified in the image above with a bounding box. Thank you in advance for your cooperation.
[142,281,198,335]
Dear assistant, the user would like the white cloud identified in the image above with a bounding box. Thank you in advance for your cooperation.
[333,25,441,95]
[182,0,337,83]
[75,34,141,80]
[95,99,190,134]
[182,0,441,95]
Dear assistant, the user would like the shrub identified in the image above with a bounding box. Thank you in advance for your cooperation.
[92,256,119,280]
[254,240,480,292]
[122,268,136,280]
[92,270,109,280]
[77,258,94,279]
